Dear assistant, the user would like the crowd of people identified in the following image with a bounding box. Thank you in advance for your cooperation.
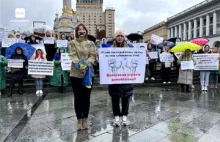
[0,23,220,130]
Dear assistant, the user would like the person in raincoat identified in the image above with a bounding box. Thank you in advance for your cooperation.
[177,49,196,92]
[31,48,47,95]
[109,30,133,127]
[8,47,28,97]
[50,47,69,93]
[68,24,96,130]
[0,51,8,95]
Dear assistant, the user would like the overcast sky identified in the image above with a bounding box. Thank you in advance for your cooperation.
[0,0,204,34]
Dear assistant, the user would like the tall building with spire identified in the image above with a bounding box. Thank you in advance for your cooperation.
[76,0,115,39]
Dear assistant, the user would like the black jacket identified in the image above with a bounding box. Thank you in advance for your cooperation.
[108,41,133,98]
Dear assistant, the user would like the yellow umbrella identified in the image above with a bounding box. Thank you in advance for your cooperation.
[170,42,202,52]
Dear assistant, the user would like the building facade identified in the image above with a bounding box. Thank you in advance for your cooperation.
[76,0,115,39]
[143,21,168,42]
[167,0,220,47]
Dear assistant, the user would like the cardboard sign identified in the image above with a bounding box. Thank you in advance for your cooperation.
[181,61,194,70]
[148,52,158,59]
[99,48,146,84]
[150,34,163,45]
[2,38,17,47]
[8,59,23,68]
[57,40,68,47]
[28,60,53,76]
[61,53,72,71]
[44,37,55,44]
[193,54,219,70]
[160,54,174,62]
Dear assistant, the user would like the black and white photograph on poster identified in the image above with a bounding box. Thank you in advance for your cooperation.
[99,48,146,84]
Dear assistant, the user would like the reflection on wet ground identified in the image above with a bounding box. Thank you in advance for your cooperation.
[1,85,220,142]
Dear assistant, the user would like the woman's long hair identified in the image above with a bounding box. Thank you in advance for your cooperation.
[35,49,44,59]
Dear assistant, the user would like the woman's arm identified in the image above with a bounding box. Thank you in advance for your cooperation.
[87,41,96,66]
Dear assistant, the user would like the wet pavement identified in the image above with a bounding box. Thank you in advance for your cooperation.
[1,85,220,142]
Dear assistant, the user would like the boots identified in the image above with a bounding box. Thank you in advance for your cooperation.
[82,118,88,129]
[77,119,83,130]
[8,84,14,97]
[18,82,23,95]
[186,85,191,93]
[181,84,185,92]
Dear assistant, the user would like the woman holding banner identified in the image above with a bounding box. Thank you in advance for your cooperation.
[8,47,28,97]
[161,45,172,84]
[109,30,133,127]
[50,47,69,93]
[145,43,156,81]
[68,24,96,130]
[0,51,8,96]
[177,49,196,92]
[199,45,211,91]
[31,48,47,95]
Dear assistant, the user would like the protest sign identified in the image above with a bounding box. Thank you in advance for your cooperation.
[193,54,219,70]
[181,61,194,70]
[160,54,174,62]
[2,38,17,47]
[99,48,146,84]
[150,34,163,45]
[61,53,72,71]
[57,40,68,47]
[28,60,53,76]
[17,40,25,43]
[148,52,158,59]
[174,52,183,59]
[44,37,55,44]
[146,57,149,65]
[0,31,4,41]
[8,59,23,68]
[132,43,147,49]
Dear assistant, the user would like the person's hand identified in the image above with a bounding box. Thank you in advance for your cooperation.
[0,60,2,63]
[81,68,87,73]
[23,60,25,62]
[218,57,220,60]
[59,60,62,63]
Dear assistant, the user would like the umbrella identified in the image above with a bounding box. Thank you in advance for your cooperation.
[191,38,209,45]
[157,41,175,49]
[170,42,202,52]
[88,35,96,43]
[6,43,36,60]
[127,33,143,41]
[167,38,178,44]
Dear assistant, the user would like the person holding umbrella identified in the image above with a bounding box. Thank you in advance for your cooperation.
[8,47,28,97]
[0,51,8,96]
[170,42,201,92]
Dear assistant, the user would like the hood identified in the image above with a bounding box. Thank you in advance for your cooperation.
[203,45,211,53]
[14,47,24,55]
[58,47,66,53]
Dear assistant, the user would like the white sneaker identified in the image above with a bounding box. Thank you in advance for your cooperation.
[201,86,204,91]
[145,77,148,81]
[168,81,171,84]
[163,82,167,84]
[204,86,208,91]
[151,77,155,80]
[122,116,128,126]
[39,90,43,94]
[36,90,40,95]
[113,116,120,127]
[192,85,195,89]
